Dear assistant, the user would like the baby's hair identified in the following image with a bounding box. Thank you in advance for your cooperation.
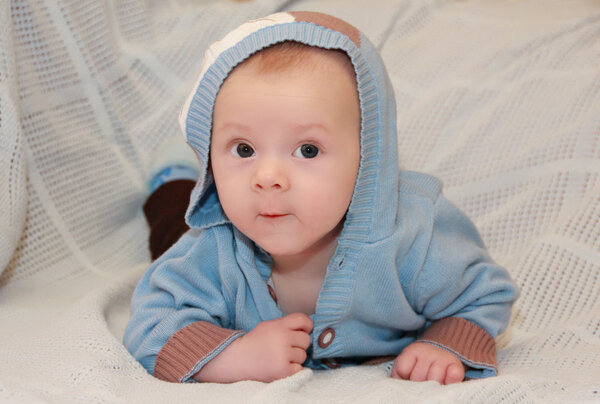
[234,41,357,86]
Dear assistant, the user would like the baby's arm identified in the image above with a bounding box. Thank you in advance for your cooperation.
[127,230,310,383]
[400,191,519,381]
[392,342,466,384]
[194,313,312,383]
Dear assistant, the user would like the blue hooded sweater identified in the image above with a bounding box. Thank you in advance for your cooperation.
[124,11,519,383]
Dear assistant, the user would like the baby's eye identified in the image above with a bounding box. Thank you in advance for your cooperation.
[293,144,319,159]
[231,143,255,158]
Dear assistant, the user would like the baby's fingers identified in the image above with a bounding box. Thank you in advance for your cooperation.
[290,346,308,365]
[426,361,447,384]
[283,312,313,333]
[392,343,466,384]
[288,363,304,376]
[392,352,416,380]
[291,330,311,350]
[407,357,431,382]
[444,363,465,385]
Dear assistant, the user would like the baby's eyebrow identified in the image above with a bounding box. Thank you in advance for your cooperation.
[215,122,330,134]
[292,122,329,134]
[214,122,251,132]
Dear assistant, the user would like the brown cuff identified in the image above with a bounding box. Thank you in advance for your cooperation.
[418,317,496,371]
[143,179,195,260]
[154,321,243,383]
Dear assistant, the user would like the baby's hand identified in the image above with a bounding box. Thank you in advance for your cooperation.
[194,313,313,383]
[391,342,466,385]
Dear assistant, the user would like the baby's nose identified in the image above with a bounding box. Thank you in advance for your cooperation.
[252,161,289,192]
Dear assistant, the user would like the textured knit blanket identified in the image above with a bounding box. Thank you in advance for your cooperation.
[1,0,599,403]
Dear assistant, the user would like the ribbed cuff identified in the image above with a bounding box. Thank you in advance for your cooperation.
[418,317,497,377]
[154,321,243,383]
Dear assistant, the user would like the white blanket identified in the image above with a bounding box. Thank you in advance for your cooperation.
[1,0,599,402]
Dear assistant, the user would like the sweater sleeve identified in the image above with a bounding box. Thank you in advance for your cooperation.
[154,321,243,382]
[410,193,519,378]
[417,317,497,378]
[123,228,244,383]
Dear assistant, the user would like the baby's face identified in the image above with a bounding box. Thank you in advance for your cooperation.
[210,54,360,258]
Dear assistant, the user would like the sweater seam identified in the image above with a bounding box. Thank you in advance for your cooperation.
[408,192,441,311]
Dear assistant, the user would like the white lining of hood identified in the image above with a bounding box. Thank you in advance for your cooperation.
[178,12,295,138]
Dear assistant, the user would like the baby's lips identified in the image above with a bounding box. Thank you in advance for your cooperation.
[260,213,287,218]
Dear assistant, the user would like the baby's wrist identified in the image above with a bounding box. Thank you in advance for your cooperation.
[193,336,249,383]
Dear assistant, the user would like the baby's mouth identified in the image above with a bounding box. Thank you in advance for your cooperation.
[258,211,290,219]
[259,213,288,219]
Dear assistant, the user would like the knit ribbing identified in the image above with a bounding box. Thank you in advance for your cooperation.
[154,321,244,383]
[418,317,497,374]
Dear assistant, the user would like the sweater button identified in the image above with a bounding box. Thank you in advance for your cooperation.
[323,358,340,369]
[318,328,335,349]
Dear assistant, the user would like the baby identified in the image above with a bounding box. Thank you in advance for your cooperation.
[125,12,518,385]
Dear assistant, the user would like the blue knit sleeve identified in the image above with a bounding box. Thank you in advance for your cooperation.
[412,193,518,336]
[123,228,237,377]
[410,193,519,378]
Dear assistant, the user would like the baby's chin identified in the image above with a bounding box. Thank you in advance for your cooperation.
[255,233,341,262]
[255,239,309,258]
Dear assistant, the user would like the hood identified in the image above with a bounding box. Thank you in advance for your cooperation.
[180,11,400,244]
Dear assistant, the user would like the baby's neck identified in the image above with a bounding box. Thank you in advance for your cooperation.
[270,221,342,277]
[271,250,330,280]
[269,223,342,315]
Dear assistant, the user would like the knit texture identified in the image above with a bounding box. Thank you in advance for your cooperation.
[154,321,244,383]
[0,1,599,403]
[419,317,496,376]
